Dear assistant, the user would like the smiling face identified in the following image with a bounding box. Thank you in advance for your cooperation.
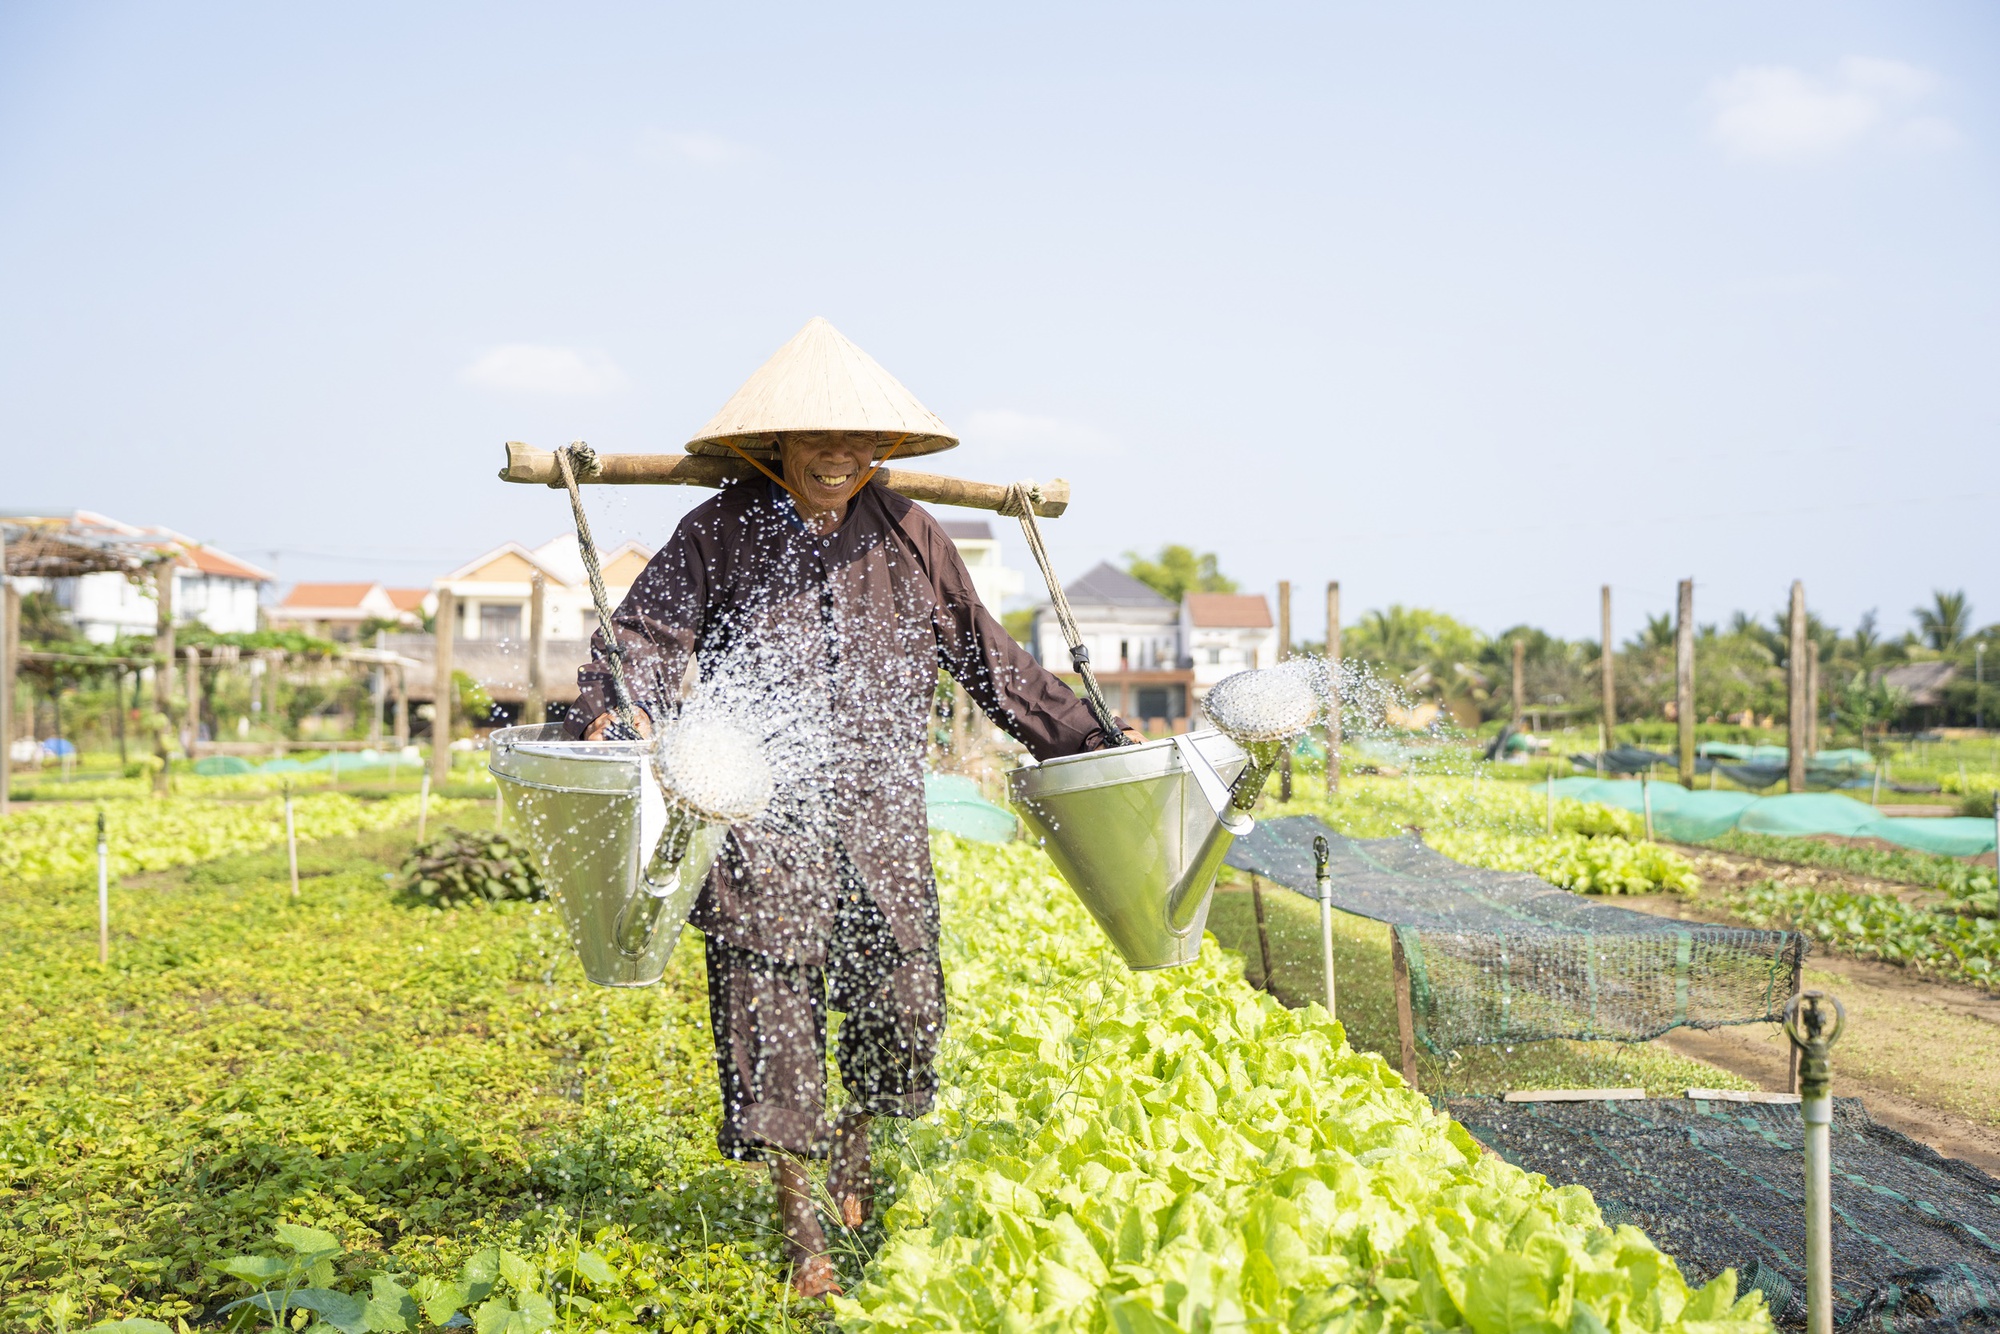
[777,433,879,517]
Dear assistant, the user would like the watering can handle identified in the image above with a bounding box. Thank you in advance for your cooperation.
[1173,735,1253,835]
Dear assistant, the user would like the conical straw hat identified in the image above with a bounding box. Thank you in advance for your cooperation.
[686,317,957,459]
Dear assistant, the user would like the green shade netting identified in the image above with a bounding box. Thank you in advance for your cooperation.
[1863,817,1997,858]
[1695,744,1874,769]
[1550,778,1996,854]
[1736,792,1884,838]
[923,773,1015,844]
[191,756,255,775]
[255,758,307,773]
[1550,778,1759,842]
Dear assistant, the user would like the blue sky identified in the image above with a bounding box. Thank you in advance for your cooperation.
[3,2,1994,644]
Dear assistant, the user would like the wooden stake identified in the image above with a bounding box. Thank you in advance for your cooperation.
[1600,585,1615,756]
[394,663,409,753]
[1546,767,1554,833]
[0,539,14,817]
[1277,580,1292,801]
[1806,640,1820,758]
[1511,638,1525,726]
[96,808,109,965]
[418,768,431,844]
[152,563,175,795]
[183,646,201,757]
[1676,578,1695,788]
[284,781,299,898]
[1787,581,1807,792]
[431,589,455,789]
[1391,930,1420,1090]
[114,665,128,767]
[1325,581,1342,795]
[524,572,547,726]
[1250,873,1274,989]
[498,441,1072,516]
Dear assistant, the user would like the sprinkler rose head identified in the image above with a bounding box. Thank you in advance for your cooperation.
[1203,664,1323,747]
[651,716,774,824]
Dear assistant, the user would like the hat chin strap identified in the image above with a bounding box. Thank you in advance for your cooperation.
[721,433,912,512]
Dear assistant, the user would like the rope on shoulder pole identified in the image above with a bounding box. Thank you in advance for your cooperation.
[1002,481,1129,747]
[555,442,645,742]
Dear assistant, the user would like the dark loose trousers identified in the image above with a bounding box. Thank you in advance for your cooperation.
[574,478,1111,1159]
[705,862,944,1160]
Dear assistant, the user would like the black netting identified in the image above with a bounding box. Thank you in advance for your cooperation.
[1223,818,1806,1052]
[1448,1096,2000,1332]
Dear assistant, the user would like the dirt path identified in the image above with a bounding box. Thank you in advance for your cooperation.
[1624,853,2000,1175]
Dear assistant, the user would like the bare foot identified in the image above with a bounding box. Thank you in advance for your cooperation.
[827,1111,874,1229]
[791,1252,843,1299]
[771,1156,837,1294]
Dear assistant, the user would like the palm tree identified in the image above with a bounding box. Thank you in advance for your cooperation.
[1915,590,1971,651]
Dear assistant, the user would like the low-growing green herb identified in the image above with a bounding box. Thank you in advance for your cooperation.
[399,828,545,906]
[1704,830,1996,902]
[1731,877,2000,987]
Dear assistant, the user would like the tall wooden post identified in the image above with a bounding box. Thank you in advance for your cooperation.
[523,572,547,726]
[0,531,13,816]
[430,589,455,789]
[1806,640,1821,758]
[1511,638,1525,726]
[1787,581,1807,792]
[1325,581,1341,795]
[369,631,386,747]
[184,647,201,756]
[1277,580,1292,800]
[1600,585,1615,755]
[153,562,176,716]
[1676,578,1696,788]
[114,666,129,767]
[394,663,409,751]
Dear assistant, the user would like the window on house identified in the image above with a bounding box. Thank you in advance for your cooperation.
[1135,685,1186,719]
[481,604,522,641]
[1206,647,1221,664]
[1119,639,1130,663]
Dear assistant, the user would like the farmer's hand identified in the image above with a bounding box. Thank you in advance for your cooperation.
[584,711,654,741]
[1121,727,1149,746]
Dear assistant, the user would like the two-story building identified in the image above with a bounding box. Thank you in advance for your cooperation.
[1029,562,1193,734]
[436,534,653,644]
[939,519,1024,613]
[1181,593,1278,688]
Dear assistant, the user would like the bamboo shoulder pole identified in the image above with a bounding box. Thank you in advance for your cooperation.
[497,441,1071,517]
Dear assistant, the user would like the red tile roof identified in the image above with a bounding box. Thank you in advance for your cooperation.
[279,582,378,609]
[176,543,276,581]
[387,588,429,612]
[1184,593,1272,628]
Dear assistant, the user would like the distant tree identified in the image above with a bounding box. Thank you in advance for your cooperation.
[1002,608,1036,646]
[1915,590,1971,651]
[1121,545,1237,602]
[1627,613,1675,652]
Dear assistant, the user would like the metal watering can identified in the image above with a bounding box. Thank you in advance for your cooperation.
[1009,665,1323,970]
[491,718,771,987]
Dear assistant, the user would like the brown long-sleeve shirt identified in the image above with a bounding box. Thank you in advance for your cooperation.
[574,478,1114,965]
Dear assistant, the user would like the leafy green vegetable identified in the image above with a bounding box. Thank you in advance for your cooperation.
[1704,830,1995,900]
[833,838,1766,1332]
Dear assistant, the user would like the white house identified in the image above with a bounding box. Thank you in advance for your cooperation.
[270,583,429,641]
[1031,562,1179,672]
[938,519,1024,613]
[435,535,653,643]
[1180,593,1278,689]
[6,510,273,641]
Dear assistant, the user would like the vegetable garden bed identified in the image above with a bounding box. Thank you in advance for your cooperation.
[3,812,1767,1331]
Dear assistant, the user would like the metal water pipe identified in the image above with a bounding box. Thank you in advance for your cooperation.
[1784,990,1846,1334]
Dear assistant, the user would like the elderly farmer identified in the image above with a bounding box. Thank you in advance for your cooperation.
[573,319,1132,1297]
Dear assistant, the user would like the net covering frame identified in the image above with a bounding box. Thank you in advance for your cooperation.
[1224,817,1807,1055]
